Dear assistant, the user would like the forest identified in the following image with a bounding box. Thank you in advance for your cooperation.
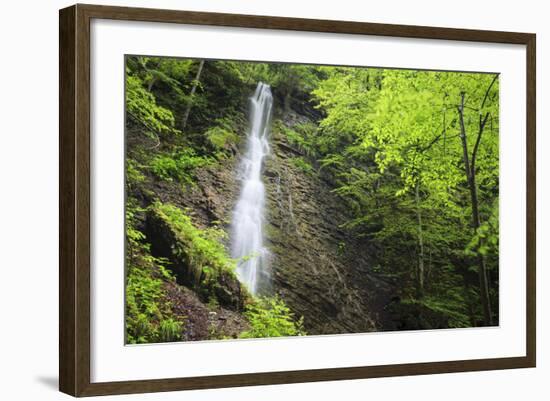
[124,55,499,344]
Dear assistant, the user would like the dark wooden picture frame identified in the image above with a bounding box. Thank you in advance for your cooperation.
[59,3,536,397]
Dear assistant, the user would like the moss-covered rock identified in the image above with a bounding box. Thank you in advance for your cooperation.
[145,202,248,311]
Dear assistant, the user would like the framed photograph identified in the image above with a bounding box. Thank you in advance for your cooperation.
[59,4,536,397]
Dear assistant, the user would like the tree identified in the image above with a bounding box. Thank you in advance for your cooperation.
[456,74,499,325]
[181,60,205,130]
[312,68,499,325]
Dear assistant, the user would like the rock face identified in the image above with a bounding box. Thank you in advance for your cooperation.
[164,281,250,341]
[193,120,391,334]
[140,109,396,336]
[147,157,241,230]
[262,113,391,335]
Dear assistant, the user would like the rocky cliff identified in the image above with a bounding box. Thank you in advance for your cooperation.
[264,112,393,334]
[138,107,397,336]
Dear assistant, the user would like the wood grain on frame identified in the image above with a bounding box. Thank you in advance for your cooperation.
[59,3,536,396]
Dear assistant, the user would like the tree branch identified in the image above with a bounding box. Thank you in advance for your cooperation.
[481,73,499,110]
[469,74,498,176]
[458,92,471,182]
[471,112,490,175]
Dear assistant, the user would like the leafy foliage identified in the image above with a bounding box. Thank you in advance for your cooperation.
[126,159,146,188]
[466,200,499,257]
[240,297,306,338]
[125,201,183,344]
[126,73,178,135]
[150,149,210,184]
[204,117,240,155]
[150,202,238,287]
[312,67,499,323]
[279,121,320,157]
[291,156,314,174]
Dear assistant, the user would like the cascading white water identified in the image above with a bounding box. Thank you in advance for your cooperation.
[231,82,273,294]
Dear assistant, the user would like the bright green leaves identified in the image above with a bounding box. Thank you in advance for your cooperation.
[123,54,502,336]
[151,202,237,281]
[313,68,374,155]
[240,297,306,339]
[205,126,237,150]
[311,66,499,325]
[126,159,146,189]
[126,74,178,135]
[466,200,499,258]
[125,199,183,344]
[367,70,451,193]
[278,121,320,158]
[291,157,314,174]
[150,149,211,184]
[126,260,182,344]
[204,117,240,156]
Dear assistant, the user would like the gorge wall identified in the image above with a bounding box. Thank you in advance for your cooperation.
[141,107,396,336]
[264,113,392,334]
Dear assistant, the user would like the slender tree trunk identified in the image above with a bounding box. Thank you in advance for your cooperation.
[415,181,425,297]
[147,76,157,92]
[458,92,493,326]
[181,60,205,130]
[428,247,432,282]
[461,273,477,327]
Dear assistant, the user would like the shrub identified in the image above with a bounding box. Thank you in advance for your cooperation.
[126,159,146,188]
[206,126,239,151]
[150,202,237,286]
[150,149,210,184]
[240,297,306,339]
[277,120,319,158]
[126,74,177,135]
[291,156,314,174]
[158,318,183,342]
[125,201,184,344]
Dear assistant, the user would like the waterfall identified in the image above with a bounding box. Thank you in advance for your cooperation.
[231,82,273,294]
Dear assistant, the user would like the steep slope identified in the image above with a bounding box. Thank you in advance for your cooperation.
[138,110,395,336]
[263,113,392,334]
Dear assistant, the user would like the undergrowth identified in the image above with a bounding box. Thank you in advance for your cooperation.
[125,200,184,344]
[240,296,306,339]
